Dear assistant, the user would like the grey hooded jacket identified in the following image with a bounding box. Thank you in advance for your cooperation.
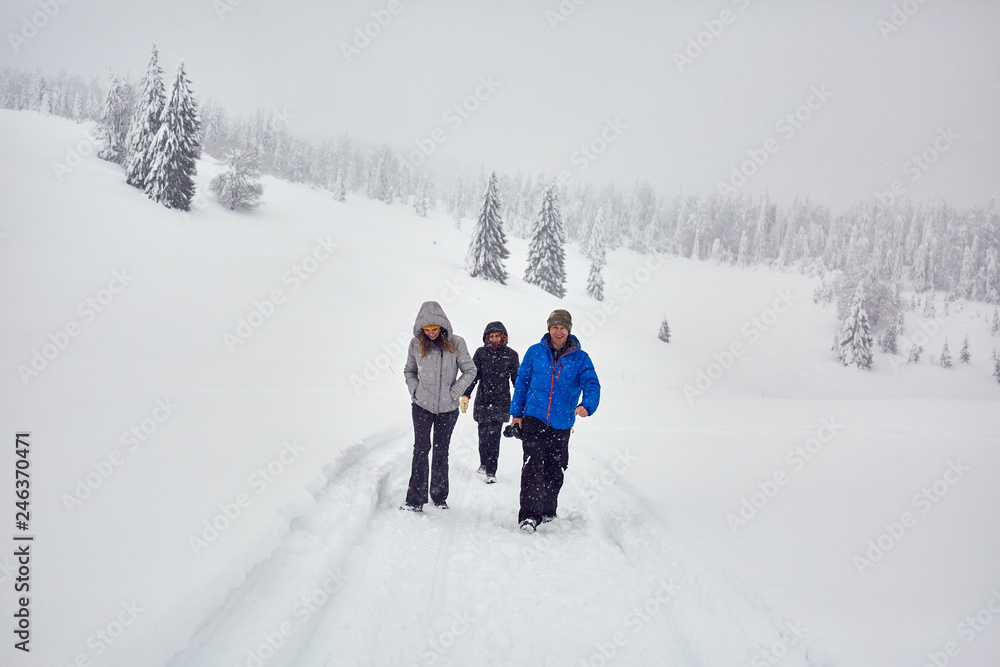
[404,301,477,414]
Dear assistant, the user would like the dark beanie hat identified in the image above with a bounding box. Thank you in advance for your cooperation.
[547,309,572,332]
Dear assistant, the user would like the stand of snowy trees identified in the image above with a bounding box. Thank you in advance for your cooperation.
[5,64,1000,366]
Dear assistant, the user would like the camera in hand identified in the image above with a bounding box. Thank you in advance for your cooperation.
[503,422,522,439]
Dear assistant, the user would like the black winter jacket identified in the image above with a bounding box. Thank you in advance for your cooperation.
[465,322,520,423]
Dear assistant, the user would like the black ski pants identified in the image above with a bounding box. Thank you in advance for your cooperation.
[405,404,459,507]
[477,420,504,475]
[518,415,571,524]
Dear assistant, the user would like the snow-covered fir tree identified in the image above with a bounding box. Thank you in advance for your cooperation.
[737,229,750,268]
[940,338,952,368]
[908,344,923,364]
[524,181,567,298]
[586,258,604,301]
[413,184,428,217]
[880,323,898,355]
[986,250,1000,304]
[959,335,971,363]
[585,208,607,301]
[992,307,999,335]
[333,167,347,203]
[923,293,937,319]
[96,71,131,164]
[993,349,1000,383]
[124,45,165,189]
[466,171,509,284]
[209,148,263,211]
[146,62,201,211]
[839,282,873,369]
[657,317,671,342]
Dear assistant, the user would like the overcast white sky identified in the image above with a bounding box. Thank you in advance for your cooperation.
[3,0,998,212]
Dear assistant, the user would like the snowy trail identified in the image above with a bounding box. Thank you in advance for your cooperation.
[167,420,833,667]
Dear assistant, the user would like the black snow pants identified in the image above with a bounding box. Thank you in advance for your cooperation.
[405,404,459,507]
[478,421,504,475]
[518,415,571,524]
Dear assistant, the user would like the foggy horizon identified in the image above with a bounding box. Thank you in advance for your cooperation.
[3,0,999,214]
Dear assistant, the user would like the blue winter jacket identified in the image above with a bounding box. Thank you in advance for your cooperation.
[510,334,600,430]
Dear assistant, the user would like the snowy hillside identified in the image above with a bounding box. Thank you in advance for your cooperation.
[2,110,1000,667]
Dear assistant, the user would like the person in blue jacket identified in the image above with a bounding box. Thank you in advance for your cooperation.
[509,309,600,532]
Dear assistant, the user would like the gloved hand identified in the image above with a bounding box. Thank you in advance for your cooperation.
[459,396,469,413]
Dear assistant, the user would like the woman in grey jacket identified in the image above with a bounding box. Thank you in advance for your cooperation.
[401,301,477,512]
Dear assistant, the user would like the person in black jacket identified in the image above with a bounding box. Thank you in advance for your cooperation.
[461,321,520,484]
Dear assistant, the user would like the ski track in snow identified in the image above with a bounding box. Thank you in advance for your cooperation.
[166,420,834,667]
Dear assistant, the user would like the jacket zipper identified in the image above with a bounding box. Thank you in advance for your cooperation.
[545,348,575,425]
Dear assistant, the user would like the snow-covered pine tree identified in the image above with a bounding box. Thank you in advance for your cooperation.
[209,148,263,211]
[923,293,937,319]
[585,208,606,301]
[880,323,898,354]
[959,335,971,363]
[466,171,509,284]
[940,338,952,368]
[992,307,1000,335]
[690,227,701,260]
[96,71,131,164]
[839,282,873,369]
[908,344,923,364]
[586,259,604,301]
[146,61,201,211]
[524,181,567,298]
[993,349,1000,383]
[737,228,749,268]
[413,183,429,217]
[124,45,165,189]
[657,317,671,342]
[333,167,347,202]
[985,249,1000,304]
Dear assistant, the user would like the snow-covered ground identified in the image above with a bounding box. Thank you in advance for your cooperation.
[2,110,999,666]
